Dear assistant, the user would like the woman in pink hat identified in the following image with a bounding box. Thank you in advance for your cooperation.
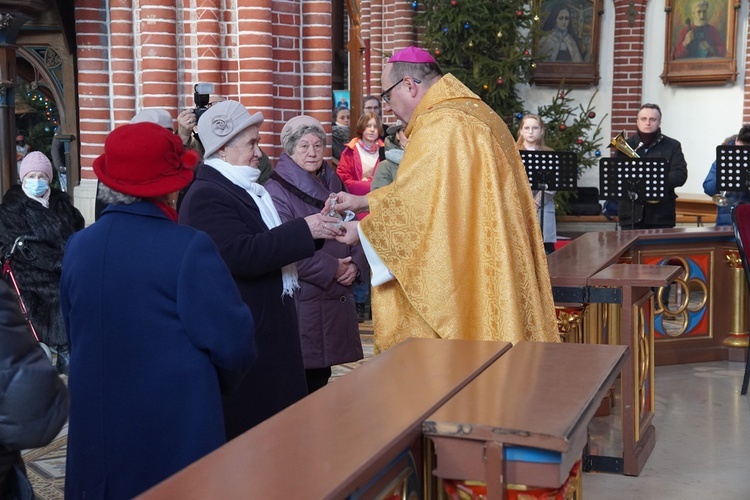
[0,150,84,373]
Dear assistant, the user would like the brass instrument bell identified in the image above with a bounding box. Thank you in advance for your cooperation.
[712,192,729,206]
[610,131,640,158]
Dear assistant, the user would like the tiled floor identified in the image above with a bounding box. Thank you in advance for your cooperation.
[23,332,750,499]
[585,360,750,498]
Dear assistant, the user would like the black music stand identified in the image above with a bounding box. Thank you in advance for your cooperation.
[716,145,750,196]
[599,157,669,230]
[520,151,578,239]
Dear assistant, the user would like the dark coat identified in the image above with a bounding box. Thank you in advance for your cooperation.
[616,131,688,228]
[0,185,84,346]
[0,279,68,499]
[179,164,318,439]
[61,202,256,499]
[265,154,365,369]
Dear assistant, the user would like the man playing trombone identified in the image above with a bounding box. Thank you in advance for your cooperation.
[615,103,688,229]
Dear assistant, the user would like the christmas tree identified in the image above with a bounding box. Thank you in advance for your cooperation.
[414,0,540,121]
[413,0,606,213]
[16,82,59,158]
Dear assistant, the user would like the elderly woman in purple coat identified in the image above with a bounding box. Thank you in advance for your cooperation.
[265,116,367,392]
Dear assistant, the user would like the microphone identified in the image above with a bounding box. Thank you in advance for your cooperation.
[685,17,692,30]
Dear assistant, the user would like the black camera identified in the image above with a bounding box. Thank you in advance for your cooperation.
[193,83,215,123]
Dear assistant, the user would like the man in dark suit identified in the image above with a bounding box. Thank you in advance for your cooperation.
[616,103,688,229]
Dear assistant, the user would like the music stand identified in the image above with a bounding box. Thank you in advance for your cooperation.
[716,145,750,195]
[520,151,578,240]
[599,157,669,230]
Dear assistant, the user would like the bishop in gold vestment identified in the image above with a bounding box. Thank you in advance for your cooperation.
[351,47,559,352]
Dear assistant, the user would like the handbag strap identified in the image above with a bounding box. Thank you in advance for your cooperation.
[270,171,326,210]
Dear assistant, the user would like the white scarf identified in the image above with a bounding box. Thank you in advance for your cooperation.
[205,158,299,297]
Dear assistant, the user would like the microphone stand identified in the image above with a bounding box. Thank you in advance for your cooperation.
[539,182,548,243]
[628,187,638,231]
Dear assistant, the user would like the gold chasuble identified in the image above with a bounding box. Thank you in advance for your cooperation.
[361,74,559,352]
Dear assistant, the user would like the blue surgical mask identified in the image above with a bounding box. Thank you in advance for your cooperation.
[23,178,49,197]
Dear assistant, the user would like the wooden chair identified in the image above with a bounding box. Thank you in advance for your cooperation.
[730,202,750,395]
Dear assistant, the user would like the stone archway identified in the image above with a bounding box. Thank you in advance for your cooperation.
[14,4,79,199]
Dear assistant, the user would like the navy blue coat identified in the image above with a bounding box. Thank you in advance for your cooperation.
[179,165,317,439]
[61,202,256,499]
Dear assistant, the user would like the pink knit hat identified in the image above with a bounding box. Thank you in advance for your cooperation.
[388,46,437,64]
[19,151,53,181]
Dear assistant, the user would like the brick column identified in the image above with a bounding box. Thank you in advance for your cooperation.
[238,0,274,152]
[138,0,179,114]
[743,15,750,124]
[301,0,333,127]
[195,0,222,94]
[610,0,647,136]
[76,0,118,176]
[269,1,301,157]
[109,0,136,124]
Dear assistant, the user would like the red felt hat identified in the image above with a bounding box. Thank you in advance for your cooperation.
[93,122,198,198]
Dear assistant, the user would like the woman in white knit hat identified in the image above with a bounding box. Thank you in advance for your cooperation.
[179,100,343,439]
[0,151,84,374]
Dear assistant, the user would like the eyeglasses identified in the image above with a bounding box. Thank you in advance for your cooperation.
[381,77,421,104]
[296,142,324,154]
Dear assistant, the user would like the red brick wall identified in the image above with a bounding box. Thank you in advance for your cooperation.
[610,0,646,135]
[74,0,335,178]
[744,15,750,124]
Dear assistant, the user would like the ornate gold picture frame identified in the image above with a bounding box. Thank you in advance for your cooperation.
[661,0,740,85]
[532,0,603,86]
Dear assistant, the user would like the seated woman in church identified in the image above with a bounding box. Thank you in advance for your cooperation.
[0,151,84,374]
[516,114,557,254]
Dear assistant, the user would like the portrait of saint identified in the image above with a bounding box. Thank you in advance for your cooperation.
[671,0,727,59]
[538,0,595,63]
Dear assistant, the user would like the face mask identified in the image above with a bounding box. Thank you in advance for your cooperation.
[23,178,49,197]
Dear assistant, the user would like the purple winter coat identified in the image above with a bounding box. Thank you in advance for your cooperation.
[266,154,366,369]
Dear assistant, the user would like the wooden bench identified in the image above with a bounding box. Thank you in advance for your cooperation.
[138,338,510,499]
[423,342,628,499]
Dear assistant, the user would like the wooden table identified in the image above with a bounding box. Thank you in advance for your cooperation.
[424,342,628,499]
[547,227,741,475]
[138,338,510,499]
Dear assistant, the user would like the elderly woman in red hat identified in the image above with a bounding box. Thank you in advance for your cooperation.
[60,122,257,499]
[0,151,84,373]
[179,100,343,439]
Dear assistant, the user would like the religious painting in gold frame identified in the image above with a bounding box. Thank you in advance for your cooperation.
[531,0,603,86]
[661,0,740,85]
